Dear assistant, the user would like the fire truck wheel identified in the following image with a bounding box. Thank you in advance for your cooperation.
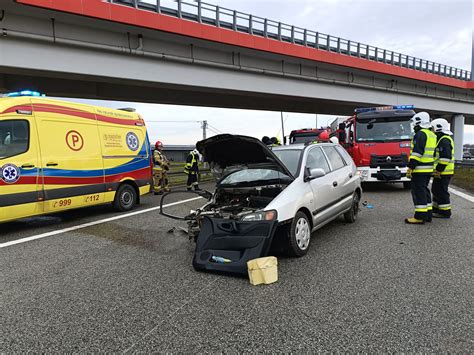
[114,184,137,212]
[403,181,411,190]
[344,192,360,223]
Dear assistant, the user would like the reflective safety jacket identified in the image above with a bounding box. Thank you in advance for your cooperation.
[184,152,199,175]
[408,128,437,174]
[434,134,455,176]
[153,150,169,170]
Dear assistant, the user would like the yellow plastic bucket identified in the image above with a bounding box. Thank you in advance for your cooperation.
[247,256,278,285]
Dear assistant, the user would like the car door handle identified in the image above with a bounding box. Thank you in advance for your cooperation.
[46,162,58,167]
[21,163,36,169]
[333,181,338,187]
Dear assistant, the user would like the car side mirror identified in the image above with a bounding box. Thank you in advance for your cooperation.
[304,167,326,182]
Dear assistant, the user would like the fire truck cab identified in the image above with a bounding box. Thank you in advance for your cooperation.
[288,128,325,144]
[337,105,415,187]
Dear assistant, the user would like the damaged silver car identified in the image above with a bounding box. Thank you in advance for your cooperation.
[160,134,361,274]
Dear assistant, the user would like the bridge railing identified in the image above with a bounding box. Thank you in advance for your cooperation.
[109,0,472,82]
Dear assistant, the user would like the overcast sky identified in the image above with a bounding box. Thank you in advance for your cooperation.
[67,0,473,144]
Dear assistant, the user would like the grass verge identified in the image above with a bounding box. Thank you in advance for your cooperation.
[451,167,474,193]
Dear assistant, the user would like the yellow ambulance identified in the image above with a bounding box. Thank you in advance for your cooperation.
[0,92,152,223]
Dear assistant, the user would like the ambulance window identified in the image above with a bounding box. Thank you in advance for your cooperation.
[0,120,29,159]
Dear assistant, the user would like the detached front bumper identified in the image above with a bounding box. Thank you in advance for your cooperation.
[357,166,410,183]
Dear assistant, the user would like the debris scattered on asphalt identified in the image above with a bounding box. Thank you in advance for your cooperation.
[247,257,278,286]
[362,201,374,209]
[167,226,188,234]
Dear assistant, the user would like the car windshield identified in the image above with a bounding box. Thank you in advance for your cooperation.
[219,168,291,186]
[356,118,413,142]
[272,149,302,176]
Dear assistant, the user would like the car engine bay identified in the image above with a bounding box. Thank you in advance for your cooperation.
[183,184,288,240]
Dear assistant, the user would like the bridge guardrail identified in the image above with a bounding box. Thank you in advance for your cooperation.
[109,0,472,82]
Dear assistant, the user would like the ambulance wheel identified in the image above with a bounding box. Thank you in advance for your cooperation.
[114,184,137,212]
[286,211,311,257]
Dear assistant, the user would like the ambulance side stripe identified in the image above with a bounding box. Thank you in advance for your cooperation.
[42,158,150,178]
[1,104,142,126]
[1,166,150,187]
[33,103,140,126]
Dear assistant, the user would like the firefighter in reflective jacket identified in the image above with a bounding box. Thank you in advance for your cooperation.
[431,118,455,218]
[405,112,437,224]
[153,140,170,194]
[184,149,200,191]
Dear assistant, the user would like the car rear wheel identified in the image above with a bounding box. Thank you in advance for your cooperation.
[286,211,311,257]
[344,192,360,223]
[114,184,137,212]
[403,181,411,190]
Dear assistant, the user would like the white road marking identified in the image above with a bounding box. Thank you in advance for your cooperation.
[449,186,474,203]
[0,196,203,249]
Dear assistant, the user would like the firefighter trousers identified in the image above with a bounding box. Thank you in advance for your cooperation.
[410,174,432,221]
[186,173,198,189]
[153,167,169,193]
[432,176,452,217]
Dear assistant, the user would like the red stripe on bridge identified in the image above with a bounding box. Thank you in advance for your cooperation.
[16,0,473,90]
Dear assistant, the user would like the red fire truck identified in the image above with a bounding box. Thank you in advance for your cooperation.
[288,128,325,144]
[334,105,415,188]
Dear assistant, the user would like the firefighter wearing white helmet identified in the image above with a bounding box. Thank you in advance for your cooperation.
[405,112,437,224]
[430,118,455,218]
[184,148,201,191]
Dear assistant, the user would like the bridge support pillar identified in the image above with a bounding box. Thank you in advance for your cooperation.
[452,114,465,160]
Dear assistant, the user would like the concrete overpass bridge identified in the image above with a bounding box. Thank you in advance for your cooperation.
[0,0,473,157]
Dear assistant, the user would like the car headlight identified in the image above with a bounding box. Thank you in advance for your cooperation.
[241,210,277,222]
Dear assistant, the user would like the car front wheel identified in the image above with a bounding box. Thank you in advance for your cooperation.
[286,211,311,257]
[344,192,360,223]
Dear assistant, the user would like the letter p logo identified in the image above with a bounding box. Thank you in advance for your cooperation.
[66,130,84,151]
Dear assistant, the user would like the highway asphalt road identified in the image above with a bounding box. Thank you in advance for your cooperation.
[1,183,473,352]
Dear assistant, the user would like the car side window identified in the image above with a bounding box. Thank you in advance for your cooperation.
[322,146,345,171]
[0,120,29,159]
[306,147,330,174]
[335,145,350,165]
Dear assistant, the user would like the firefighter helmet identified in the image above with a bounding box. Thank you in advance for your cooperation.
[155,140,163,150]
[411,112,431,129]
[431,118,453,135]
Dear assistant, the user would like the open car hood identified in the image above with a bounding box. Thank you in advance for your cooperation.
[196,134,294,179]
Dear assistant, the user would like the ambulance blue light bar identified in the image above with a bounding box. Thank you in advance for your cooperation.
[355,105,414,114]
[6,90,43,97]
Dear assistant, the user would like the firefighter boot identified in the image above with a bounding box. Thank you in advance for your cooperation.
[404,217,425,225]
[433,212,450,219]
